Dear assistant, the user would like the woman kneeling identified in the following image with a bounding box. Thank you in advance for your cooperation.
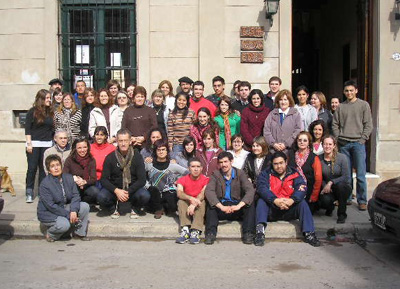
[38,154,90,242]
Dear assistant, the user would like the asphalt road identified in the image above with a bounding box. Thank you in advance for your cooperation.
[0,238,399,289]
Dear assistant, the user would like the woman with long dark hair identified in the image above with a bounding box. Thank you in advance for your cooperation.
[171,136,197,168]
[51,88,63,110]
[63,136,99,205]
[309,119,329,155]
[80,88,96,138]
[196,129,223,177]
[319,135,352,223]
[54,93,82,144]
[167,92,196,152]
[295,85,318,132]
[243,136,271,187]
[288,131,322,212]
[89,88,122,145]
[190,107,219,151]
[145,140,188,219]
[214,96,241,150]
[141,128,166,163]
[240,89,270,148]
[25,89,54,203]
[149,89,168,135]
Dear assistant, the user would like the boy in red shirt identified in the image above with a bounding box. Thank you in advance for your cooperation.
[175,157,209,244]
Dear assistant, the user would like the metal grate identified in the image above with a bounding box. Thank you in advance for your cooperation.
[58,0,136,92]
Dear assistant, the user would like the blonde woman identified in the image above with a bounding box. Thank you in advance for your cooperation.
[54,93,82,143]
[311,91,333,131]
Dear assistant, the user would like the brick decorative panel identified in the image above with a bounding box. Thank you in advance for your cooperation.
[240,26,264,38]
[241,52,263,63]
[241,40,263,51]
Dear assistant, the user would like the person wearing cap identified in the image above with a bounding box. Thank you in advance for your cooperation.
[178,76,193,96]
[49,78,63,94]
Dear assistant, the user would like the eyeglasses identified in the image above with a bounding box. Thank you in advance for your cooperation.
[297,138,308,143]
[117,96,127,100]
[157,148,167,152]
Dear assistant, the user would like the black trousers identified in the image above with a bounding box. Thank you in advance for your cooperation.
[205,202,255,236]
[148,186,178,213]
[79,185,100,205]
[26,147,48,190]
[319,182,352,217]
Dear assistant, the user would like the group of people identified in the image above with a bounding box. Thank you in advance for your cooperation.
[26,75,373,246]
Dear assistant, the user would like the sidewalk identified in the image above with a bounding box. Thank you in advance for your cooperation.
[0,190,373,240]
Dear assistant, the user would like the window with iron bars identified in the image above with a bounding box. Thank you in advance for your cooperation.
[59,0,136,92]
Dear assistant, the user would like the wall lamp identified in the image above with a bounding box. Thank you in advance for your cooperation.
[396,0,400,20]
[264,0,280,26]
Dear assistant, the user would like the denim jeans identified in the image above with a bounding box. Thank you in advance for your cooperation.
[339,142,367,204]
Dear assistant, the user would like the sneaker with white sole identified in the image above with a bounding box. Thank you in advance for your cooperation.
[111,210,120,219]
[176,229,190,244]
[189,230,200,244]
[304,232,321,247]
[130,209,139,219]
[26,195,33,203]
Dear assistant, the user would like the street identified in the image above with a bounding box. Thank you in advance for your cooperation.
[0,238,399,289]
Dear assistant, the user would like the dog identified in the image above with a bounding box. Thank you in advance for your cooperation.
[0,166,16,197]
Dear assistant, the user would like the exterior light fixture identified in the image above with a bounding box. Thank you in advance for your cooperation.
[264,0,280,26]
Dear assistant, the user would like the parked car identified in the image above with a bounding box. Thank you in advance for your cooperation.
[368,177,400,243]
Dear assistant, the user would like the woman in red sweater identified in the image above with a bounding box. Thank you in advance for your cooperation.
[63,136,99,205]
[190,107,219,151]
[90,126,116,182]
[240,89,270,149]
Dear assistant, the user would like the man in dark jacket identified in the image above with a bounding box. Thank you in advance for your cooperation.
[255,151,320,247]
[204,151,255,245]
[37,154,90,242]
[99,129,150,219]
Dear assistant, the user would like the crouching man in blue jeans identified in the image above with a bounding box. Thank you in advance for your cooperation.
[255,151,320,247]
[38,154,90,242]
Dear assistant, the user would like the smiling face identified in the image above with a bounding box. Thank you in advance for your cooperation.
[269,80,281,94]
[251,93,262,107]
[152,94,164,106]
[232,137,244,152]
[48,160,62,177]
[117,92,128,107]
[279,95,289,111]
[197,111,209,126]
[297,90,309,106]
[150,131,162,145]
[127,85,135,98]
[296,134,310,151]
[185,141,195,154]
[95,130,108,145]
[203,135,214,149]
[331,98,340,111]
[219,100,229,114]
[156,146,168,161]
[54,92,63,104]
[109,85,119,97]
[218,157,233,175]
[134,93,145,106]
[161,83,171,96]
[322,137,336,155]
[176,95,187,109]
[76,141,88,158]
[193,85,204,99]
[252,142,263,157]
[85,91,95,104]
[313,124,324,141]
[45,93,52,107]
[310,94,321,110]
[99,91,109,105]
[343,85,358,102]
[180,82,191,93]
[62,95,73,109]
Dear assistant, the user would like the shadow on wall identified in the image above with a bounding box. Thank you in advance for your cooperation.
[390,2,400,40]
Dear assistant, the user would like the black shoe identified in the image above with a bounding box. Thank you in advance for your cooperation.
[137,207,147,216]
[242,232,254,245]
[204,234,216,245]
[303,232,321,247]
[254,232,265,246]
[337,215,347,224]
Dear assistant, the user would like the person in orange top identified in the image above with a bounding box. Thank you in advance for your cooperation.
[90,126,116,181]
[189,81,217,117]
[288,131,322,213]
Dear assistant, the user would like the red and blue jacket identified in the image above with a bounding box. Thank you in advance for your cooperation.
[256,166,307,205]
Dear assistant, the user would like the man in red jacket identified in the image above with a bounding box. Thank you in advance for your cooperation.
[189,81,217,117]
[256,151,320,247]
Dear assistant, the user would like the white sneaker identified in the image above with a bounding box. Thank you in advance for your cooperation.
[26,195,33,203]
[130,209,139,219]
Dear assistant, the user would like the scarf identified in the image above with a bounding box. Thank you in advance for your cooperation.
[115,146,134,190]
[249,104,265,113]
[101,107,111,134]
[222,113,232,149]
[295,149,310,180]
[75,154,91,180]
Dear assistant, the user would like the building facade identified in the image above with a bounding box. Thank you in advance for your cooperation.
[0,0,399,188]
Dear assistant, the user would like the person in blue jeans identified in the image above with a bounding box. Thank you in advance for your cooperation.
[332,80,373,211]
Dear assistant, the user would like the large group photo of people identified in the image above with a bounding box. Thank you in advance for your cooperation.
[25,74,373,247]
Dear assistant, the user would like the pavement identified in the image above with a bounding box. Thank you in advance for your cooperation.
[0,189,375,241]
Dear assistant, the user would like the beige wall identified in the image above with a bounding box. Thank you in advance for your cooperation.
[0,0,59,188]
[138,0,291,95]
[375,0,400,178]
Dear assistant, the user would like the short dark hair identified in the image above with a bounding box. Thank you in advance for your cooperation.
[238,81,251,90]
[233,80,241,88]
[94,126,109,138]
[295,85,309,96]
[45,154,62,171]
[212,76,225,85]
[217,151,233,161]
[193,80,204,88]
[188,157,202,167]
[152,139,170,160]
[269,76,282,85]
[133,86,147,98]
[106,79,121,90]
[271,151,287,162]
[344,80,358,89]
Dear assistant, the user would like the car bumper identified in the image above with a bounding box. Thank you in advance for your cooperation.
[368,198,400,244]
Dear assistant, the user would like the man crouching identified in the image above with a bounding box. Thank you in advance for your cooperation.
[255,151,320,247]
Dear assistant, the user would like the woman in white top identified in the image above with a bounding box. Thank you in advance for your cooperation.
[88,88,123,145]
[227,134,249,170]
[294,85,318,132]
[158,80,175,113]
[116,90,130,112]
[308,119,329,155]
